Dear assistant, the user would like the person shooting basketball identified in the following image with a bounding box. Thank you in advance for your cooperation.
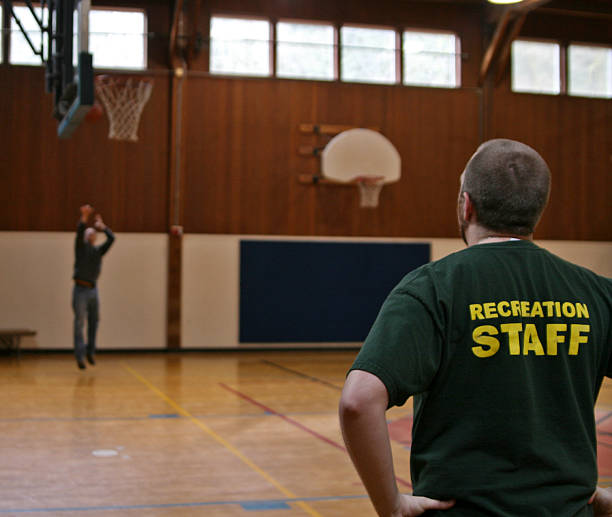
[72,204,115,369]
[339,139,612,516]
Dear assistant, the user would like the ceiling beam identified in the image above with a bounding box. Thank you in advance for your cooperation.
[494,12,527,84]
[479,9,513,85]
[479,0,552,86]
[514,0,553,13]
[169,0,184,68]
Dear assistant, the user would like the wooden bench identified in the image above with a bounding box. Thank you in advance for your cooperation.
[0,329,37,356]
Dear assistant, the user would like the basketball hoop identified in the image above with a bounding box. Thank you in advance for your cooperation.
[355,175,386,208]
[94,75,153,142]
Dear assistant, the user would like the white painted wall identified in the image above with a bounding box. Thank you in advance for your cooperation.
[0,232,167,350]
[0,232,609,350]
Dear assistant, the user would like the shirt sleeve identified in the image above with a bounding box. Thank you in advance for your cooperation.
[98,227,115,256]
[75,221,86,251]
[349,287,443,408]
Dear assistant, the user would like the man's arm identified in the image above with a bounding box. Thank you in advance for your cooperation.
[94,214,115,255]
[76,204,94,246]
[339,370,454,517]
[590,487,612,516]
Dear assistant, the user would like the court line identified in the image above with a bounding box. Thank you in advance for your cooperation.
[219,382,413,488]
[262,360,344,390]
[0,494,369,514]
[121,363,323,517]
[597,411,612,425]
[0,411,337,424]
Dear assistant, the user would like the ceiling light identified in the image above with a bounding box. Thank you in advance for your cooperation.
[487,0,523,4]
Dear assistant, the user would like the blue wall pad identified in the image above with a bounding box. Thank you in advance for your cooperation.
[239,240,430,342]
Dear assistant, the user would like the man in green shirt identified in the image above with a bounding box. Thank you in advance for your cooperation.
[339,139,612,516]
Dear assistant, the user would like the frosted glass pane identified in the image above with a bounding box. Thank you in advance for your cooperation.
[568,45,612,99]
[403,31,458,87]
[9,6,47,65]
[210,17,271,76]
[512,40,560,95]
[341,26,396,84]
[277,22,334,80]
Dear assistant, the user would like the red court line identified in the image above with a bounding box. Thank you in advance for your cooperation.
[218,382,412,488]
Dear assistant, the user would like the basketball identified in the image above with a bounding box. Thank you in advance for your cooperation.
[85,102,104,123]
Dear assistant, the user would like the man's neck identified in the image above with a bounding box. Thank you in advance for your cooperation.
[466,225,532,247]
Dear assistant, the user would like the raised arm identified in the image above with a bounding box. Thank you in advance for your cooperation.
[339,370,454,517]
[94,214,115,255]
[76,204,94,246]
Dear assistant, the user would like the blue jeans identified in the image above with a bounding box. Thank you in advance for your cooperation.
[72,285,99,359]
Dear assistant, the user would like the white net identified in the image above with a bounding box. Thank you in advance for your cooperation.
[95,76,153,142]
[356,176,385,208]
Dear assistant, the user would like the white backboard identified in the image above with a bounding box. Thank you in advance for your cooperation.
[321,128,401,183]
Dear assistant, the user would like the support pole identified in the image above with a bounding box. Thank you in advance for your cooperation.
[166,64,186,350]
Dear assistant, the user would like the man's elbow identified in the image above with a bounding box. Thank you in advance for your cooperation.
[340,369,389,414]
[339,391,365,421]
[339,385,385,422]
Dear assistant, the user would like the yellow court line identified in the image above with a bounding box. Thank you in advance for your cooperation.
[121,362,323,517]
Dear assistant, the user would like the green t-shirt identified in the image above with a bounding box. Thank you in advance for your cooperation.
[350,240,612,516]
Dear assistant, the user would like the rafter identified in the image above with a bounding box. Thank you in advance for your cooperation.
[479,0,552,86]
[169,0,184,68]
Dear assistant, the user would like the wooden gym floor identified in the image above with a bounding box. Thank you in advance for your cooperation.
[1,350,612,516]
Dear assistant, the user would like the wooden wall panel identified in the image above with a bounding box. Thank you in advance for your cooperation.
[182,77,480,237]
[0,67,170,232]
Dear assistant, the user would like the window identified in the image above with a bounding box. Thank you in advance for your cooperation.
[9,5,48,65]
[89,9,146,69]
[511,40,560,95]
[340,26,396,84]
[10,4,146,69]
[568,44,612,99]
[276,21,334,81]
[210,16,271,76]
[403,30,459,88]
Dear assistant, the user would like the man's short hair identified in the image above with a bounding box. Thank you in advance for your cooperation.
[461,139,551,236]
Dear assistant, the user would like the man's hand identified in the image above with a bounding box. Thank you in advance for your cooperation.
[80,204,94,222]
[93,214,106,231]
[590,487,612,516]
[391,494,455,517]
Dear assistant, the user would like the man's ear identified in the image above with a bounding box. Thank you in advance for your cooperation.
[462,192,476,222]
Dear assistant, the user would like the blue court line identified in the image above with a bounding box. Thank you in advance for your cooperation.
[0,494,369,513]
[262,360,343,391]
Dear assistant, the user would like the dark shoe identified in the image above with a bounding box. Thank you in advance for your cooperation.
[76,357,86,370]
[86,353,96,366]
